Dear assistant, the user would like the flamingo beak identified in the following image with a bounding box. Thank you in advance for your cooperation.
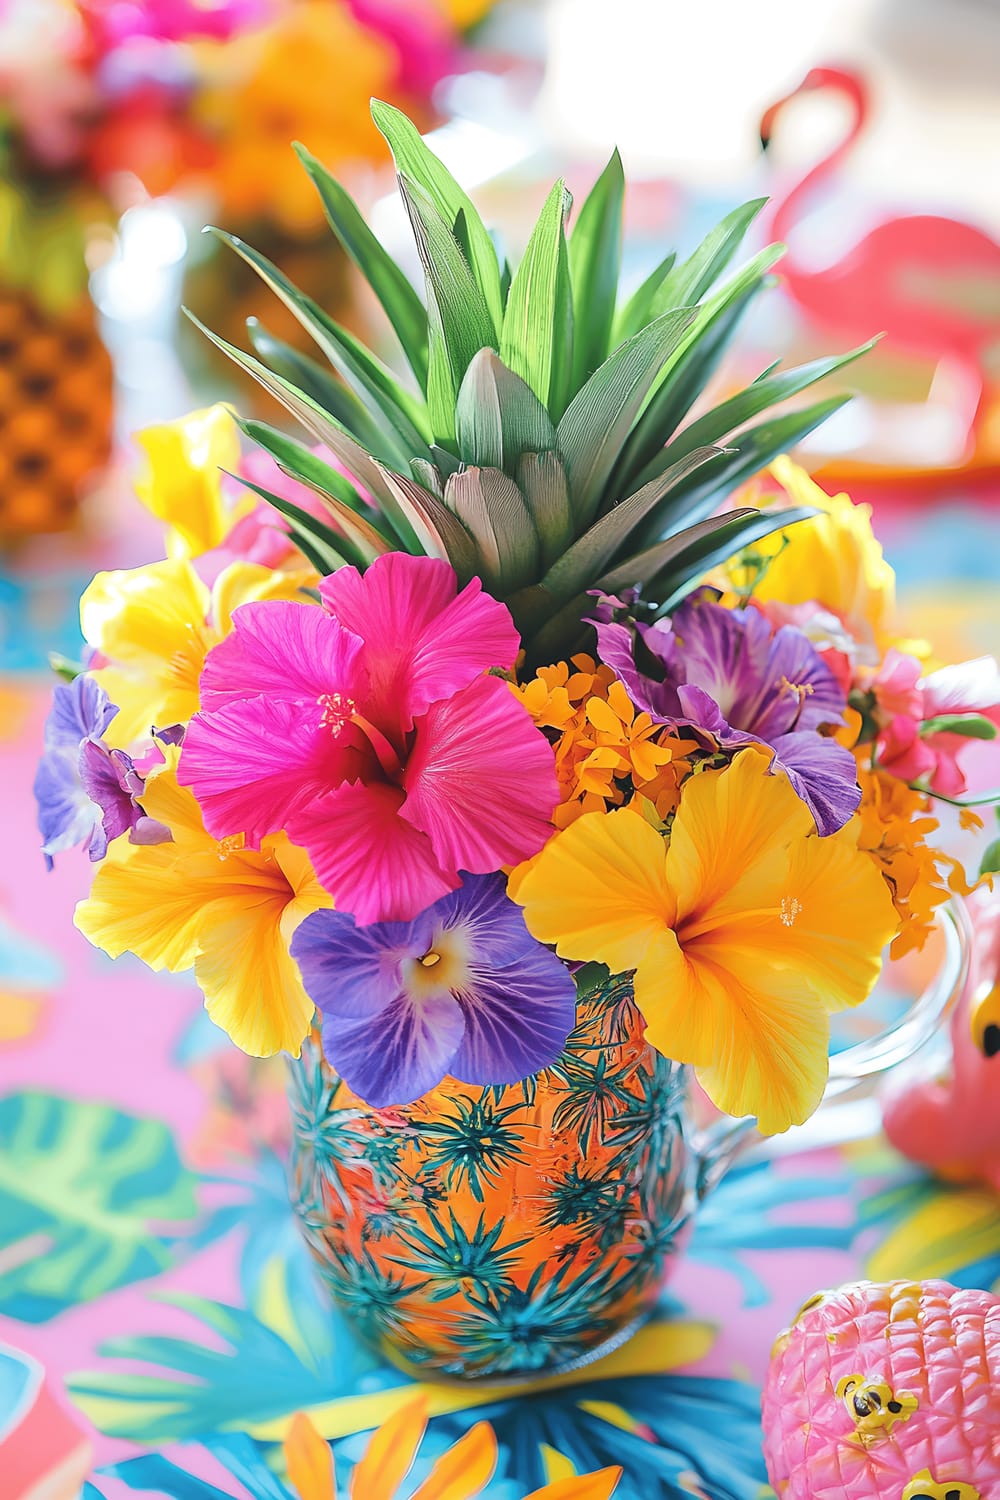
[759,80,811,150]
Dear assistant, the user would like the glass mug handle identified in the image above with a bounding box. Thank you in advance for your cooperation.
[692,897,975,1201]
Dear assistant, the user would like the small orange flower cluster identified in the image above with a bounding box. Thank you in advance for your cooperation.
[515,655,696,828]
[856,764,977,958]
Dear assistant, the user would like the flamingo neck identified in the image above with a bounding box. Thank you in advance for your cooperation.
[769,75,868,264]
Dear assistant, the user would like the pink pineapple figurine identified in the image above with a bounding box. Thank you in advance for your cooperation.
[882,890,1000,1191]
[762,1279,1000,1499]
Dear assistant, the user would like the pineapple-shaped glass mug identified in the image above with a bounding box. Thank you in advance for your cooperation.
[287,903,971,1381]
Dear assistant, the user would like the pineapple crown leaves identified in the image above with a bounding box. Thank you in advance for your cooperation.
[187,98,876,663]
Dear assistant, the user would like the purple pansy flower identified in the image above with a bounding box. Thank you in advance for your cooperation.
[34,675,171,868]
[290,873,577,1107]
[593,591,861,836]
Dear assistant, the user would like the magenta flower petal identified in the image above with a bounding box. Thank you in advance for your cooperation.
[291,874,576,1106]
[180,697,366,844]
[320,553,520,729]
[288,780,459,925]
[199,601,365,712]
[401,675,559,875]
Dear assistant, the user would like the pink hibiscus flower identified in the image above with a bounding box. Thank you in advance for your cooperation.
[178,553,558,924]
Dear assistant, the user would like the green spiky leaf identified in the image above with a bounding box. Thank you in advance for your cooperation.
[375,465,479,579]
[516,451,575,567]
[539,447,723,605]
[455,349,557,471]
[293,143,428,387]
[213,228,432,462]
[443,467,540,591]
[184,309,406,521]
[568,148,624,386]
[641,394,851,542]
[371,99,503,332]
[500,179,574,419]
[398,174,497,445]
[245,320,397,466]
[556,308,696,530]
[225,469,367,573]
[648,505,817,612]
[614,242,784,488]
[638,340,877,478]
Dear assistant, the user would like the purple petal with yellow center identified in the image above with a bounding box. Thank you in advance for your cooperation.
[290,873,576,1106]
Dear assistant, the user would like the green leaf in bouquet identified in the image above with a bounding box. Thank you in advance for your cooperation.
[614,250,676,343]
[516,450,575,567]
[597,507,760,594]
[372,98,504,332]
[443,467,541,592]
[647,198,769,316]
[233,418,414,559]
[210,228,432,461]
[921,714,998,740]
[293,142,429,387]
[557,308,696,530]
[500,179,574,419]
[643,394,851,540]
[539,447,724,605]
[245,319,396,466]
[184,310,405,518]
[455,349,557,472]
[375,465,480,579]
[228,469,386,572]
[646,505,817,613]
[613,243,784,489]
[639,340,878,475]
[398,174,498,445]
[568,148,625,388]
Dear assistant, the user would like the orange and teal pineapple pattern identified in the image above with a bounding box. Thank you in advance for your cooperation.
[288,975,695,1379]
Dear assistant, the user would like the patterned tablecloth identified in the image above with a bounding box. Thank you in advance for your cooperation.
[1,495,998,1500]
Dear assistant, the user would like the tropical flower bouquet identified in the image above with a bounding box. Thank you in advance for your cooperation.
[37,104,998,1380]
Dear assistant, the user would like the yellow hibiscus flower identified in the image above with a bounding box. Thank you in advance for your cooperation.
[81,556,315,747]
[134,404,245,561]
[730,456,896,645]
[284,1398,621,1500]
[512,749,899,1134]
[75,756,331,1056]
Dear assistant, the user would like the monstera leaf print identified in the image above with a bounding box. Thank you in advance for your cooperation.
[0,1091,199,1321]
[67,1260,383,1444]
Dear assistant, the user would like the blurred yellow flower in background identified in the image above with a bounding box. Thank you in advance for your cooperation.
[283,1396,622,1500]
[513,749,899,1134]
[81,557,314,746]
[730,456,897,645]
[75,757,331,1057]
[134,404,246,560]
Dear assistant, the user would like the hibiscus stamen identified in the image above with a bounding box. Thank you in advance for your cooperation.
[318,693,403,779]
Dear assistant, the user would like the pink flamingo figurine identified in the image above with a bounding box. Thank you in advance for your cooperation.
[760,66,1000,447]
[882,891,1000,1190]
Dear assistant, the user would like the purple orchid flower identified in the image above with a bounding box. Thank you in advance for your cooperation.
[290,873,577,1107]
[34,675,171,869]
[593,591,861,836]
